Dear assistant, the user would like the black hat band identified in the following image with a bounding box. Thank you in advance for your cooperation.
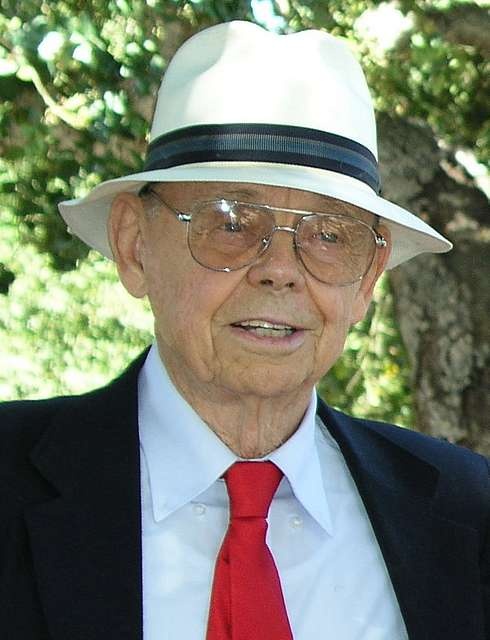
[144,123,381,194]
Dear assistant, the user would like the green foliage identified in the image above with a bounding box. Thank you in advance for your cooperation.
[1,0,485,426]
[0,0,177,268]
[319,275,413,426]
[365,4,489,166]
[0,207,152,399]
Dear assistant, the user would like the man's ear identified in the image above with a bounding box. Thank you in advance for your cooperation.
[108,192,148,299]
[350,224,392,325]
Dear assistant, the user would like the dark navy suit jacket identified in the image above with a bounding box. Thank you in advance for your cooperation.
[1,353,489,639]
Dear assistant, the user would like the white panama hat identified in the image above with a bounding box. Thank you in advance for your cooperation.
[58,20,452,269]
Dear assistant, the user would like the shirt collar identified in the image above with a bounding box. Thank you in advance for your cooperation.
[138,344,236,522]
[269,395,333,534]
[138,343,333,534]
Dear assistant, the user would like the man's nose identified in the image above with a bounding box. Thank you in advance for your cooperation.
[246,225,306,291]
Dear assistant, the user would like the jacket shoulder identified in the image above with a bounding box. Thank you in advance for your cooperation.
[322,401,490,526]
[0,395,89,507]
[324,399,489,469]
[0,350,148,463]
[0,350,147,502]
[352,410,489,474]
[0,396,71,469]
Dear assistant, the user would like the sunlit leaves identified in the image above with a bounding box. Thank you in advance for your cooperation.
[0,208,152,399]
[319,275,413,425]
[364,3,489,166]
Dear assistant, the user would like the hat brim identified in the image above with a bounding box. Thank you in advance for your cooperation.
[58,162,452,270]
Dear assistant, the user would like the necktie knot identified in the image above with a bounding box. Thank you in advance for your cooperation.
[224,461,283,519]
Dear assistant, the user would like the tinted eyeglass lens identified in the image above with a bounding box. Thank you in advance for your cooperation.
[297,214,375,284]
[188,201,274,270]
[187,201,375,285]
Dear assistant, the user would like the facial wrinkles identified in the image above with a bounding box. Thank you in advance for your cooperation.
[144,183,367,390]
[108,182,389,458]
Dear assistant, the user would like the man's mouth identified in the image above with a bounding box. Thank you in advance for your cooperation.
[231,320,297,338]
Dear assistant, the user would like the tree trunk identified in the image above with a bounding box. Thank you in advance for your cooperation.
[377,113,490,455]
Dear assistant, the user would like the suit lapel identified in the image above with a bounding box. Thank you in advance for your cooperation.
[318,400,484,640]
[24,356,145,640]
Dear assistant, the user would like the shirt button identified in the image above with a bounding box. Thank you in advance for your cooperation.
[290,515,303,529]
[193,503,206,516]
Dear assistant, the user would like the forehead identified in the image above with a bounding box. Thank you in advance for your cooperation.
[155,181,375,224]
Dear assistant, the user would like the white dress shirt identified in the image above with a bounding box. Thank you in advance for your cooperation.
[139,344,408,639]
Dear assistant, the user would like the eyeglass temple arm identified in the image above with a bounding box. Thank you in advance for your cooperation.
[139,185,192,222]
[374,216,387,247]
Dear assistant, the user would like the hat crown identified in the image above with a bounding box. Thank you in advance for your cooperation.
[150,21,378,159]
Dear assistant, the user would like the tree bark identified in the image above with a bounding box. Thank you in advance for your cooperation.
[421,5,490,55]
[377,113,490,455]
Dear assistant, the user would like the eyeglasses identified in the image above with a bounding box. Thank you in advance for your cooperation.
[140,186,387,286]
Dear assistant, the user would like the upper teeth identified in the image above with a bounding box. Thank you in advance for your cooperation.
[238,320,294,330]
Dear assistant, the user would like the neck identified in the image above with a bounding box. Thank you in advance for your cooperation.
[198,393,311,458]
[159,351,312,459]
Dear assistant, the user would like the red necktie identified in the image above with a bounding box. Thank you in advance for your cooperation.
[206,461,293,640]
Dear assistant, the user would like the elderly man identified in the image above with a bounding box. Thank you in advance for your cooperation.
[1,20,489,640]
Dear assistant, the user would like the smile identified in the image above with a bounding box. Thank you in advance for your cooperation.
[232,320,297,338]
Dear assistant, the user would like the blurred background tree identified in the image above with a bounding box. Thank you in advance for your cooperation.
[1,0,488,453]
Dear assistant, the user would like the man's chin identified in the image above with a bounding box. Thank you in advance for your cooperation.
[220,367,314,401]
